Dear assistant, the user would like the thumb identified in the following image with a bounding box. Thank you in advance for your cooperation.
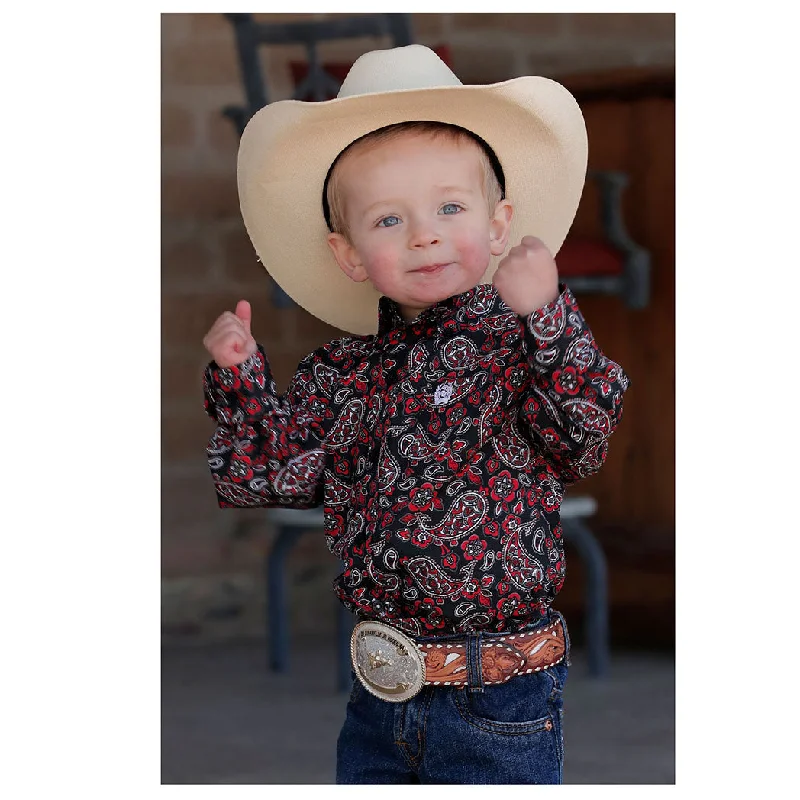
[235,300,252,332]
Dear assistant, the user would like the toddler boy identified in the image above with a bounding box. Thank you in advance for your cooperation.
[203,45,629,784]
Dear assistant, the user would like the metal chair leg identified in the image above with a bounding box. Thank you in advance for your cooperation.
[266,526,302,672]
[337,603,354,693]
[563,518,610,678]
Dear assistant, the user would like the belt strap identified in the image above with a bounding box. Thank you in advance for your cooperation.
[419,617,566,687]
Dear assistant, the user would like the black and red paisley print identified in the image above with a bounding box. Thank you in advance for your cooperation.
[203,284,628,636]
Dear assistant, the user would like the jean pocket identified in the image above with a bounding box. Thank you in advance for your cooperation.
[451,671,556,735]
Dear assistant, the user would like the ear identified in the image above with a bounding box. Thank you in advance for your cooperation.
[327,232,368,283]
[488,199,514,256]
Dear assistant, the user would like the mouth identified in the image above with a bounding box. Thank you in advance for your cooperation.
[413,262,451,274]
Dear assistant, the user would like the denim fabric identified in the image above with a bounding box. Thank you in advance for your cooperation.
[336,613,570,784]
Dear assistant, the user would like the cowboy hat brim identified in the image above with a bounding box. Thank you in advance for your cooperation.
[238,77,588,335]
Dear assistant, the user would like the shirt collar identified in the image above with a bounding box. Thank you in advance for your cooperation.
[376,284,499,337]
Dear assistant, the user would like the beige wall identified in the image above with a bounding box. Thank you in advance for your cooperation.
[161,13,674,640]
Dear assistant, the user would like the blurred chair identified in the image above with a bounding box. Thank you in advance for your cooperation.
[223,12,414,132]
[264,497,608,693]
[557,170,651,309]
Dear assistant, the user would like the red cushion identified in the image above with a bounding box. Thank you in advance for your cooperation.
[556,237,623,277]
[289,45,454,101]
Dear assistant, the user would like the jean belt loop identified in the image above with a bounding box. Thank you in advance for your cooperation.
[467,632,484,694]
[552,608,572,667]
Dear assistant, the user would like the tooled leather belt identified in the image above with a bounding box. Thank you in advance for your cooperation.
[350,616,567,703]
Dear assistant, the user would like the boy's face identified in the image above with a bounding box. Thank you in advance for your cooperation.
[326,133,513,323]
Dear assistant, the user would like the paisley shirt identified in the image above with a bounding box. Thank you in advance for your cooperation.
[203,284,629,636]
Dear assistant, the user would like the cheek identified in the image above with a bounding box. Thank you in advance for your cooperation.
[453,229,491,267]
[362,241,402,288]
[372,244,399,269]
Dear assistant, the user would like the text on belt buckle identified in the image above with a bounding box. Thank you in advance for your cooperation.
[351,621,426,703]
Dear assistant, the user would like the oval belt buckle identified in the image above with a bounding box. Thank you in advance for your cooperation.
[351,621,426,703]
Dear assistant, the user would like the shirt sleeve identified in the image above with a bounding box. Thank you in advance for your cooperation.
[202,346,329,508]
[518,285,630,486]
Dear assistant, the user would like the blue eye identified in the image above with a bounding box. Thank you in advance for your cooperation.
[440,203,462,215]
[377,215,401,228]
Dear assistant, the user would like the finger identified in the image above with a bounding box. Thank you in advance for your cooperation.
[208,317,252,348]
[206,311,237,335]
[207,327,248,355]
[214,313,248,335]
[226,329,249,351]
[235,300,252,332]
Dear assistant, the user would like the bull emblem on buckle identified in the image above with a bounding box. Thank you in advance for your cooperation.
[351,621,426,702]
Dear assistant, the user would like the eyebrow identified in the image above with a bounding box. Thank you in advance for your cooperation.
[360,200,400,219]
[360,186,478,218]
[434,185,477,195]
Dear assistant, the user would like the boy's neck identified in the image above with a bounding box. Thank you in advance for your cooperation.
[399,305,428,324]
[386,282,486,327]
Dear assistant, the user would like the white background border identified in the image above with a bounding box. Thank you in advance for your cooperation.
[2,2,796,795]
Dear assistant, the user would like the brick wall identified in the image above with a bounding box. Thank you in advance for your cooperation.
[161,13,674,641]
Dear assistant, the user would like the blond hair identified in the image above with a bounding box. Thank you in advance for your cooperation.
[325,121,504,239]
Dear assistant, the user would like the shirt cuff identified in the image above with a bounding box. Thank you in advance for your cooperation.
[203,346,272,425]
[521,284,590,373]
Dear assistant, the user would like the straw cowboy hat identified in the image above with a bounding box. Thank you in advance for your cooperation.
[237,44,588,335]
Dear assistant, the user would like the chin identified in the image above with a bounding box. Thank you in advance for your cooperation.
[411,290,454,306]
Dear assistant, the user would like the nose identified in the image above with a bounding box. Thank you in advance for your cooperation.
[408,218,441,249]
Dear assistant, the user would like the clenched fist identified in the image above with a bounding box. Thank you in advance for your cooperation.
[203,300,257,368]
[492,236,559,317]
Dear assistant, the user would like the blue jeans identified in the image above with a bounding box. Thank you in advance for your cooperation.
[336,612,570,784]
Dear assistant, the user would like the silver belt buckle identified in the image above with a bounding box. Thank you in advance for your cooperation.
[350,621,426,703]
